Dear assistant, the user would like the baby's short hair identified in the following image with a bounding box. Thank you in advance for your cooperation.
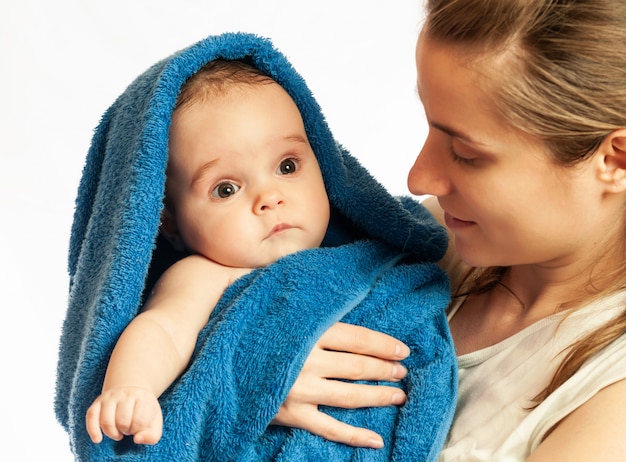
[175,59,276,112]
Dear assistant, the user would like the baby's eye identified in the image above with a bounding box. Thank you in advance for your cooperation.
[277,158,299,175]
[211,181,240,198]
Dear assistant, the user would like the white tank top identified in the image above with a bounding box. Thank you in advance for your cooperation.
[439,291,626,461]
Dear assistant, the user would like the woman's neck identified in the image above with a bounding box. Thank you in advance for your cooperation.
[450,252,624,355]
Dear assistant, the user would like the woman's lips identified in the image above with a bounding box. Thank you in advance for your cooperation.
[444,212,474,229]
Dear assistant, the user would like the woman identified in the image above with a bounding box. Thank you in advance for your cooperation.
[276,1,626,460]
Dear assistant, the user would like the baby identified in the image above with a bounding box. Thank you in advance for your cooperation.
[86,59,330,445]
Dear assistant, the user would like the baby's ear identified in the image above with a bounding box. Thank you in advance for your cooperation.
[597,129,626,193]
[160,205,177,235]
[159,207,186,251]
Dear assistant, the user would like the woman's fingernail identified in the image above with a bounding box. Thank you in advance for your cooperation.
[367,437,384,449]
[392,364,408,379]
[395,343,410,358]
[391,393,406,405]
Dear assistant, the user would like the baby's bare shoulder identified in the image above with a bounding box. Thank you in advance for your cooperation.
[170,254,253,285]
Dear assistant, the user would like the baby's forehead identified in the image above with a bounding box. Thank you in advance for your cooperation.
[171,79,301,131]
[175,59,279,112]
[168,80,311,164]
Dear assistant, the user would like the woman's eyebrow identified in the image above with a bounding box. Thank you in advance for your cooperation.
[416,85,487,147]
[430,121,488,147]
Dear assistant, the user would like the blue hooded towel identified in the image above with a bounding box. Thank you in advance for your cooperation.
[55,32,457,461]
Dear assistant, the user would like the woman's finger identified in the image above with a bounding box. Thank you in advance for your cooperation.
[289,371,406,409]
[273,405,385,448]
[306,348,408,382]
[317,322,410,360]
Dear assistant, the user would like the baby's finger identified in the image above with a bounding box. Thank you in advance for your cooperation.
[133,419,163,445]
[112,399,139,437]
[97,400,125,441]
[131,400,163,445]
[85,401,104,444]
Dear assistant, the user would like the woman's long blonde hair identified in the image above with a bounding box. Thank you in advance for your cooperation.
[423,0,626,404]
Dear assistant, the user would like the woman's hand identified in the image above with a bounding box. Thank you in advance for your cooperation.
[271,322,410,448]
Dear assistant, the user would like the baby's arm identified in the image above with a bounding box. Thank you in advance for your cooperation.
[86,255,252,445]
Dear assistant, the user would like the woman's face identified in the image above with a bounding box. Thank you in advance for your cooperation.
[408,35,607,269]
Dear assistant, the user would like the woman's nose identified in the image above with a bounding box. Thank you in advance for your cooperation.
[407,136,453,197]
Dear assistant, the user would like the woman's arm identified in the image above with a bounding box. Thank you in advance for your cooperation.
[272,322,411,448]
[528,378,626,461]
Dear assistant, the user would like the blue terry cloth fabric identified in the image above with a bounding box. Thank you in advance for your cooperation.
[54,32,457,461]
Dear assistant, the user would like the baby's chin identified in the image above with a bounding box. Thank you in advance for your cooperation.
[258,244,315,267]
[216,239,319,269]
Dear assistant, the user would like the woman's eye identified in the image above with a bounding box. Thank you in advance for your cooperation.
[448,147,476,166]
[277,158,299,175]
[211,181,240,198]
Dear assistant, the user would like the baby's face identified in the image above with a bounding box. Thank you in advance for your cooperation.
[166,82,330,268]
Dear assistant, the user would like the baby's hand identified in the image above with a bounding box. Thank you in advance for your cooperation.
[86,387,163,445]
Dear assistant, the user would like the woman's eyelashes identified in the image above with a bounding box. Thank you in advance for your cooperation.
[448,146,477,165]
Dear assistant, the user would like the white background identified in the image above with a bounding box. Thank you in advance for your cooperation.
[1,1,428,458]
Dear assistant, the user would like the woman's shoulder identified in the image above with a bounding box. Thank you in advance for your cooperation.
[524,329,626,459]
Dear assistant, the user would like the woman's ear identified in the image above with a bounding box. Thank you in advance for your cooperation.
[597,129,626,193]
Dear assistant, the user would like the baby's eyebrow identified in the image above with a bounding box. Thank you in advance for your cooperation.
[191,158,219,186]
[285,134,308,143]
[285,135,307,143]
